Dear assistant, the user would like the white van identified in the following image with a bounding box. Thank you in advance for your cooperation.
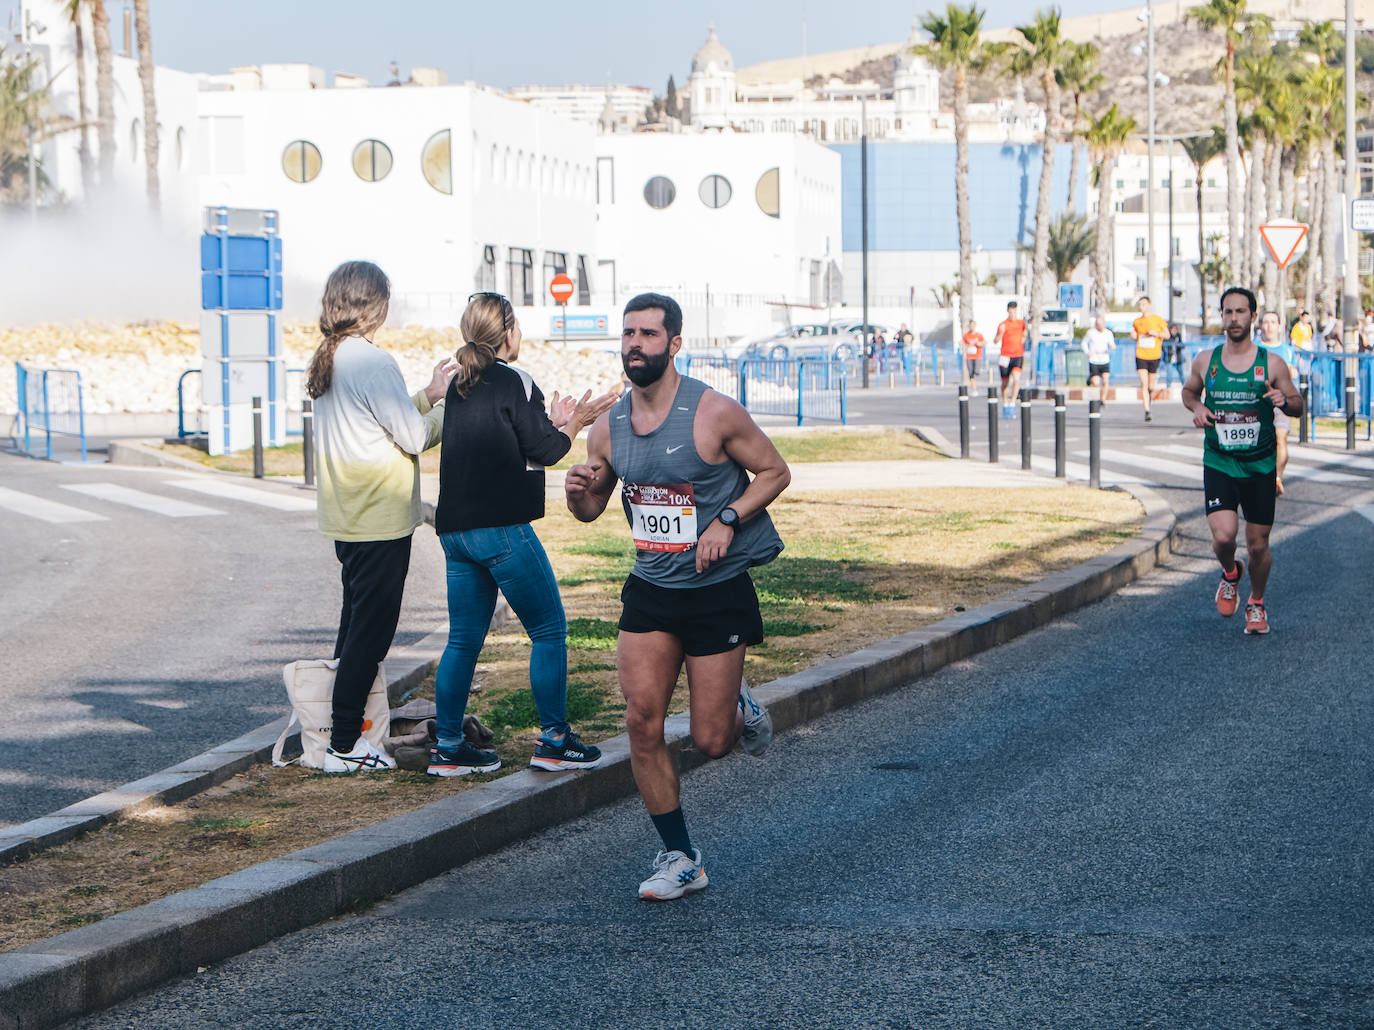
[1039,308,1073,342]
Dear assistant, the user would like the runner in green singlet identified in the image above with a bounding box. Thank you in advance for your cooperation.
[1181,286,1303,635]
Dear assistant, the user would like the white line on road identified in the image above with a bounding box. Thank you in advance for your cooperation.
[1096,447,1201,479]
[61,483,223,517]
[0,486,108,524]
[1147,443,1365,483]
[165,478,316,511]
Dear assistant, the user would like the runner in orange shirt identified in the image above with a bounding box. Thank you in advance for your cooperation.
[1131,295,1168,423]
[994,301,1028,417]
[962,320,985,384]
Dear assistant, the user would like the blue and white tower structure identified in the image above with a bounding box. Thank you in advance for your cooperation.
[199,206,286,456]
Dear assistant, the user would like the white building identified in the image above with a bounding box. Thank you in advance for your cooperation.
[684,22,1043,145]
[508,84,654,134]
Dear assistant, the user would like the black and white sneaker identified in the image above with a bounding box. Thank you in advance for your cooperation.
[322,739,396,774]
[427,741,501,777]
[530,730,603,771]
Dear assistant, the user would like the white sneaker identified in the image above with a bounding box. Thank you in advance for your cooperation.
[638,848,709,901]
[738,679,772,757]
[322,739,396,774]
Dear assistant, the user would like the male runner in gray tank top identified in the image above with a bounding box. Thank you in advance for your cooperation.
[565,293,791,900]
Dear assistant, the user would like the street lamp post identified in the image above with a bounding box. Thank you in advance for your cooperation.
[1146,0,1156,304]
[1342,0,1361,342]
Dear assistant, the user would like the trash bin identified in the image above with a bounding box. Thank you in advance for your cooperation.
[1065,346,1088,386]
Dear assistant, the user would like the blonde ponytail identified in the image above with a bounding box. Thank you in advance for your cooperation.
[453,293,511,397]
[307,260,391,399]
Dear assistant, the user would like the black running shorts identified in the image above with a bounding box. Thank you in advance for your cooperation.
[1203,464,1277,526]
[1089,362,1111,378]
[1136,357,1161,373]
[999,355,1024,379]
[619,571,764,656]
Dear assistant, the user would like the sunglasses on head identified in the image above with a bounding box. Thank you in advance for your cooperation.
[468,292,511,332]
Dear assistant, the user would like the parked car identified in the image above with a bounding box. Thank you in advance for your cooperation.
[1039,308,1073,342]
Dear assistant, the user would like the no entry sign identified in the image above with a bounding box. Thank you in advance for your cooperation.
[549,273,574,304]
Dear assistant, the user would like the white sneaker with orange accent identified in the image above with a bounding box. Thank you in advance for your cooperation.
[638,849,708,901]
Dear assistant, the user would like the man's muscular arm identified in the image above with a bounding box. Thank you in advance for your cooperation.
[694,392,791,574]
[1181,350,1215,427]
[564,414,618,523]
[1265,355,1304,417]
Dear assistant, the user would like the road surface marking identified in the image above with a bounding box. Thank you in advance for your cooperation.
[165,478,315,511]
[61,483,223,517]
[0,486,107,524]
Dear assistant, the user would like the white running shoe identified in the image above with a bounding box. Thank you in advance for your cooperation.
[738,679,772,757]
[322,739,396,774]
[638,848,709,901]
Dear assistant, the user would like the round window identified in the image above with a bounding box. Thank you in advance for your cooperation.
[643,175,676,209]
[755,168,780,218]
[421,129,452,194]
[352,139,393,182]
[281,140,322,183]
[698,174,732,209]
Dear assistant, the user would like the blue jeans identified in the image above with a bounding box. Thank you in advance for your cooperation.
[435,523,568,748]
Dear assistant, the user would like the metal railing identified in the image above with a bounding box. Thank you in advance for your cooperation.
[676,355,848,426]
[177,367,308,441]
[11,362,88,461]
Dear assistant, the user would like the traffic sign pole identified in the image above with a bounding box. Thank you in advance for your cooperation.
[549,272,575,348]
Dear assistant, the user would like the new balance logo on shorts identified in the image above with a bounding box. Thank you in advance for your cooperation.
[728,634,740,644]
[1207,496,1222,510]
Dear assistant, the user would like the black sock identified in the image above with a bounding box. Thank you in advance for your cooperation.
[650,808,693,856]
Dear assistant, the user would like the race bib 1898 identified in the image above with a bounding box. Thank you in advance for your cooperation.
[1215,411,1260,450]
[624,482,697,552]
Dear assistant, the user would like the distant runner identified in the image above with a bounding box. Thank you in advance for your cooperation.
[1131,295,1168,423]
[962,320,985,384]
[1083,313,1115,399]
[994,301,1027,418]
[1181,286,1302,635]
[1255,310,1291,497]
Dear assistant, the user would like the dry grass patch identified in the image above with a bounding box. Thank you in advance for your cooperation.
[1,483,1141,953]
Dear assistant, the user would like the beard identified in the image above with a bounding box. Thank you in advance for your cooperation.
[622,348,672,387]
[1225,321,1252,342]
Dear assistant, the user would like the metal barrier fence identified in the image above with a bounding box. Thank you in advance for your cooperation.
[12,362,88,461]
[676,355,847,425]
[177,367,308,441]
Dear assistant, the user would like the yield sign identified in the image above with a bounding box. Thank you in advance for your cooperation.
[1259,222,1308,268]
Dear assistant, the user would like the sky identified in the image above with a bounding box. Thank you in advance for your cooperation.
[103,0,1122,91]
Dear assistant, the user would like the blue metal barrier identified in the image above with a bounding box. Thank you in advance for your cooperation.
[177,368,203,439]
[12,362,88,461]
[1306,352,1373,439]
[677,355,847,425]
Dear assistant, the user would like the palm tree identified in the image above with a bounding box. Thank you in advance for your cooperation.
[1180,128,1225,324]
[1300,61,1342,319]
[912,4,1005,378]
[1011,7,1071,365]
[0,45,72,205]
[1297,20,1342,66]
[1046,211,1094,284]
[1187,0,1249,276]
[62,0,92,192]
[1056,40,1101,212]
[89,0,114,182]
[1085,103,1135,312]
[133,0,158,208]
[1235,48,1281,298]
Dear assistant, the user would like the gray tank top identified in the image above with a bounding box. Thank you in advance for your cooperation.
[608,376,783,587]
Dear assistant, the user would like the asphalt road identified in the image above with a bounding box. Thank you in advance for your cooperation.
[0,456,448,826]
[64,388,1374,1028]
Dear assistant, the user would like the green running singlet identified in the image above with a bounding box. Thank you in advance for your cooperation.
[1202,344,1276,478]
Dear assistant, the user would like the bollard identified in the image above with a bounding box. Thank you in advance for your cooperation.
[1019,387,1032,470]
[302,398,315,487]
[987,386,999,463]
[1054,391,1067,478]
[1298,375,1309,444]
[958,384,970,459]
[1347,375,1357,451]
[251,395,264,479]
[1089,398,1102,489]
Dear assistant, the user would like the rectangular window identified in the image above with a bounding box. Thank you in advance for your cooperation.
[596,156,614,204]
[1172,237,1181,257]
[1161,178,1170,188]
[576,255,592,304]
[543,251,567,299]
[1135,276,1147,294]
[475,245,497,290]
[1206,177,1218,188]
[507,248,534,306]
[809,260,822,306]
[1115,178,1124,189]
[1134,237,1147,257]
[1139,178,1148,189]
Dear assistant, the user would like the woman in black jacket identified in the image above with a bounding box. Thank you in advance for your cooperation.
[428,292,615,777]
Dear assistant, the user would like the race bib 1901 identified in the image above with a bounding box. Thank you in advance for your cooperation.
[624,482,697,552]
[1215,411,1260,450]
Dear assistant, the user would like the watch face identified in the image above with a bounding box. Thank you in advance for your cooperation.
[720,507,738,526]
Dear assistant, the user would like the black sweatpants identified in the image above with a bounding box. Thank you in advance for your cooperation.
[331,535,412,752]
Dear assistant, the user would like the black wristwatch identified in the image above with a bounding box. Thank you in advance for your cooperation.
[717,507,740,528]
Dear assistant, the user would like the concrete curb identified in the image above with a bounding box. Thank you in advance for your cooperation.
[0,481,1177,1030]
[106,439,309,488]
[0,629,448,868]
